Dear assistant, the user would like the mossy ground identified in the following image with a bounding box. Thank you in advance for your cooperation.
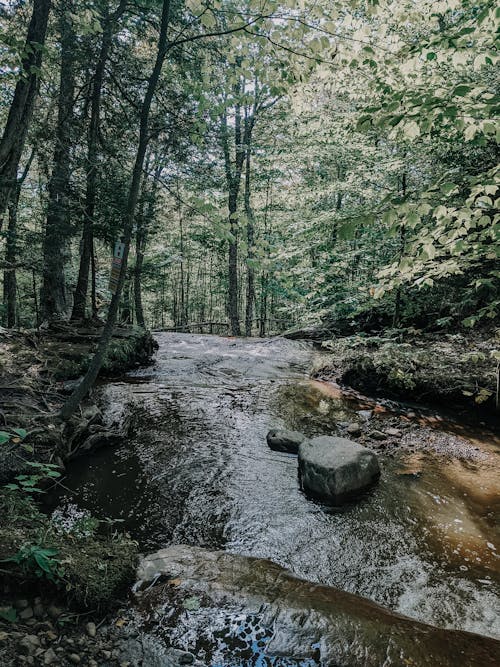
[0,490,138,610]
[316,330,499,417]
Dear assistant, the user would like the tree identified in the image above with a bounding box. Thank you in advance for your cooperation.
[0,0,51,226]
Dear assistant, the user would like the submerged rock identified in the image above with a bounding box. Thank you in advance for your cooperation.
[298,436,380,504]
[134,545,500,667]
[266,429,305,454]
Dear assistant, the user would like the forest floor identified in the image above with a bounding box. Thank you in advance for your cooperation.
[0,323,157,667]
[313,329,499,423]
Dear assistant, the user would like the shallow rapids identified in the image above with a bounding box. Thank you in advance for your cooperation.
[55,333,500,641]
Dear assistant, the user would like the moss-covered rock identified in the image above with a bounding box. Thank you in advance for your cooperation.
[318,332,499,414]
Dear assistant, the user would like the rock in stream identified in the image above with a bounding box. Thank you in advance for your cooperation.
[132,544,500,667]
[298,436,380,504]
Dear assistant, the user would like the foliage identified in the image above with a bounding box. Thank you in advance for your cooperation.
[0,0,498,339]
[3,461,61,494]
[3,544,63,582]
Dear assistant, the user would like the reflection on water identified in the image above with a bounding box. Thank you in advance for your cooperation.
[54,333,500,641]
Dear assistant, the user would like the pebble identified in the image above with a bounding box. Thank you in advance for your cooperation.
[68,653,81,664]
[18,635,41,655]
[33,602,45,618]
[370,430,387,440]
[86,621,97,638]
[43,647,57,665]
[47,605,62,620]
[385,427,402,437]
[346,422,361,436]
[14,599,30,610]
[19,606,34,620]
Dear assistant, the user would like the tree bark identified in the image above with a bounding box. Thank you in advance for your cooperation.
[0,0,51,227]
[244,111,256,337]
[61,0,172,420]
[41,0,76,320]
[221,87,246,336]
[2,151,35,327]
[392,172,407,328]
[72,0,127,320]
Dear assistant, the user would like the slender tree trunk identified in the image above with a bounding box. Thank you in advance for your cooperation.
[0,0,51,226]
[392,172,407,328]
[61,0,172,419]
[72,0,127,320]
[41,1,76,320]
[259,168,272,337]
[244,116,256,337]
[227,190,240,335]
[4,195,19,327]
[2,151,35,327]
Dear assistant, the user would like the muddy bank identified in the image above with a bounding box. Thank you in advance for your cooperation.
[314,331,499,419]
[0,323,156,480]
[0,323,156,662]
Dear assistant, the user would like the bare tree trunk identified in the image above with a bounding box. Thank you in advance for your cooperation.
[259,168,272,337]
[392,172,407,328]
[244,112,256,337]
[41,0,76,320]
[0,0,51,226]
[72,0,127,320]
[61,0,172,419]
[221,86,246,336]
[2,151,35,327]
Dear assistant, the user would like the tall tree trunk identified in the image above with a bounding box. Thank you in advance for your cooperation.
[259,168,272,337]
[227,190,240,335]
[4,194,19,327]
[72,0,127,320]
[392,172,407,328]
[134,160,160,328]
[221,92,246,336]
[244,114,255,337]
[0,0,51,226]
[41,1,75,320]
[61,0,172,420]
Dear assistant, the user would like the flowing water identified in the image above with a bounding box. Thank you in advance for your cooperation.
[54,333,500,647]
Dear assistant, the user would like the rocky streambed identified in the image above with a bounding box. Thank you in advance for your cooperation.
[3,332,499,666]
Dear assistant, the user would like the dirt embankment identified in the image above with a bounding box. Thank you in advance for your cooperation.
[314,331,499,421]
[0,323,157,665]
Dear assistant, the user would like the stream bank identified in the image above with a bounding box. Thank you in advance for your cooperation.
[312,330,500,421]
[0,322,157,665]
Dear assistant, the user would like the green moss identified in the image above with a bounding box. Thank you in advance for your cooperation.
[0,490,138,610]
[320,332,498,411]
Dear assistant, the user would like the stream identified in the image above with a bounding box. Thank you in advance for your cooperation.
[54,333,500,652]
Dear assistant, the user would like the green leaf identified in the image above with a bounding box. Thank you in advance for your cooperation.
[0,608,17,623]
[452,84,473,97]
[0,431,11,445]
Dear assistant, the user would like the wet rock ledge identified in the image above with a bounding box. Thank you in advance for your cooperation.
[129,545,500,667]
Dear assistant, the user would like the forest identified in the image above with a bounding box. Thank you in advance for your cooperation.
[0,0,499,666]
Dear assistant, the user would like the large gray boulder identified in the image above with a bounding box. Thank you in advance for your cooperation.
[298,436,380,504]
[266,429,305,454]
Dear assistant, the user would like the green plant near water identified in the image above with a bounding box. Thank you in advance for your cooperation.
[3,461,61,494]
[3,545,63,583]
